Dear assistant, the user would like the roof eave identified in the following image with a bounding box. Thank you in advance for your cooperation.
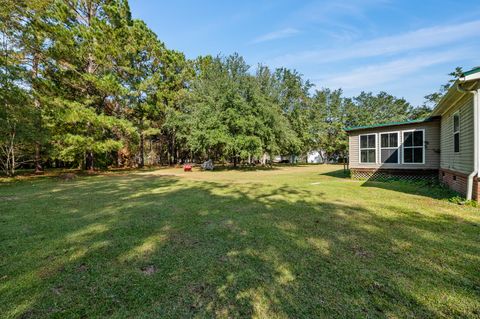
[431,80,460,116]
[461,72,480,82]
[431,78,479,116]
[463,66,480,77]
[344,117,439,132]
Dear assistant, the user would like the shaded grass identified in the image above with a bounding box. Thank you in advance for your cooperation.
[0,165,479,318]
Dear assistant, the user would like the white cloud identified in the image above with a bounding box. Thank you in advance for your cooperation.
[270,20,480,66]
[317,49,470,90]
[292,0,390,24]
[251,28,300,44]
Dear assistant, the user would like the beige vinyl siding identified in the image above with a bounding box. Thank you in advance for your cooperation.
[440,95,474,174]
[348,120,440,169]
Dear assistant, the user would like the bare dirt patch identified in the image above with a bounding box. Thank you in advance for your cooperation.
[58,173,77,181]
[140,265,157,276]
[76,263,88,272]
[0,195,18,201]
[353,245,373,259]
[51,286,64,295]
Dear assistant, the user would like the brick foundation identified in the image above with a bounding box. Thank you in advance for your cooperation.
[439,168,480,200]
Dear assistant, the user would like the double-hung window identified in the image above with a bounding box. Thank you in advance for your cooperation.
[403,130,424,164]
[453,113,460,153]
[359,134,376,163]
[380,132,399,163]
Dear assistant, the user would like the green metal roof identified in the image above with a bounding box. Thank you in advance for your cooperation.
[344,117,438,132]
[463,66,480,77]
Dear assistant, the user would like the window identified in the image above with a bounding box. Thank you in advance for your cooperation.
[403,130,424,164]
[453,113,460,153]
[359,134,376,163]
[380,132,399,163]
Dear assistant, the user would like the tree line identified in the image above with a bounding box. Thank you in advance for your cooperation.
[1,0,440,175]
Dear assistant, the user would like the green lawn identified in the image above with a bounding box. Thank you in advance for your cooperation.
[1,165,479,318]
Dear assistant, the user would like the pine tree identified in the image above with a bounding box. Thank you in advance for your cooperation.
[123,19,165,167]
[44,0,137,170]
[0,0,37,175]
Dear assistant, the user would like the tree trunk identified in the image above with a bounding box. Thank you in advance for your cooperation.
[85,151,94,171]
[10,130,16,176]
[34,143,42,173]
[32,51,43,174]
[139,130,145,168]
[84,2,95,173]
[319,151,325,164]
[172,129,177,164]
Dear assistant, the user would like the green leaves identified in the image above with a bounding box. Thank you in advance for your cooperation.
[185,55,282,161]
[32,0,148,167]
[1,0,439,172]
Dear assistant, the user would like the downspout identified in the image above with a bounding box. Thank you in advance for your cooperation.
[457,83,478,201]
[476,88,480,200]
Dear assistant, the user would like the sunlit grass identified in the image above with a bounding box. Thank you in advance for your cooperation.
[0,165,479,318]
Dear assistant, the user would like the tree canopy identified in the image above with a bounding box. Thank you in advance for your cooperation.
[0,0,454,175]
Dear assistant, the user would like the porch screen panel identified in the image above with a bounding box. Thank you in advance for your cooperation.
[380,132,399,163]
[403,131,424,163]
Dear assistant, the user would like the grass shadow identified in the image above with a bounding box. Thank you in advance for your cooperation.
[319,168,350,179]
[210,165,280,172]
[321,168,458,201]
[0,170,479,318]
[360,179,458,200]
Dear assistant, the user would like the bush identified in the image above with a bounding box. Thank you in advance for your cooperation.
[448,196,478,207]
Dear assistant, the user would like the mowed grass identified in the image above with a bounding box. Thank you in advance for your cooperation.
[1,165,479,318]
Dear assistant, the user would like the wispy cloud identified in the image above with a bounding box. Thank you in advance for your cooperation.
[251,28,300,44]
[317,49,471,90]
[270,20,480,66]
[292,0,390,24]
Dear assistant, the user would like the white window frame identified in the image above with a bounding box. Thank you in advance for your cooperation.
[359,133,377,164]
[379,131,400,164]
[453,112,460,153]
[401,129,425,165]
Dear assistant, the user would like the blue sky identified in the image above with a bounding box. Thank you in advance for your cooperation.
[130,0,480,106]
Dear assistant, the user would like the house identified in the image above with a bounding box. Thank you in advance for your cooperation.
[307,150,325,164]
[346,67,480,200]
